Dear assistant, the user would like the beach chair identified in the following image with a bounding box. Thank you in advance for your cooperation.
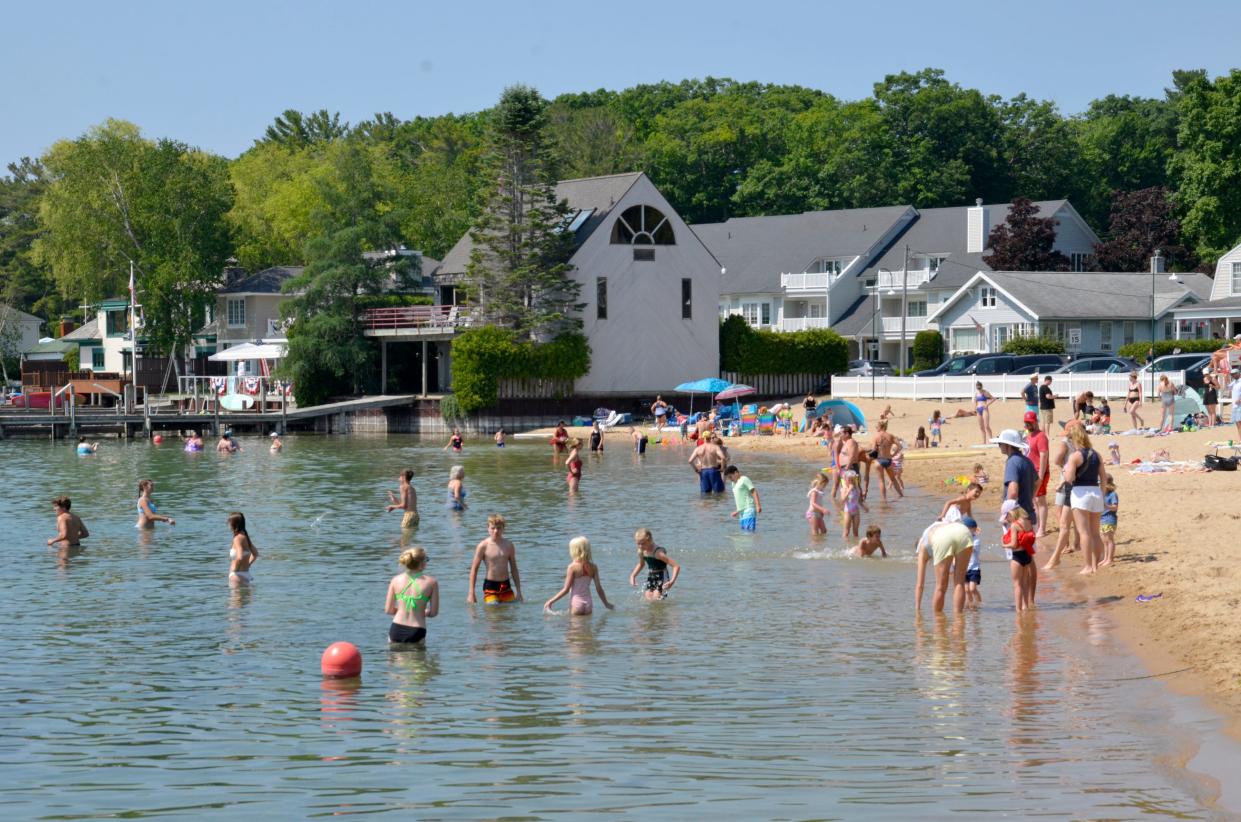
[757,414,776,434]
[740,413,757,434]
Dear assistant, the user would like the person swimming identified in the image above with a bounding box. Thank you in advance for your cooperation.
[75,437,98,456]
[447,465,467,511]
[184,431,204,452]
[227,511,258,585]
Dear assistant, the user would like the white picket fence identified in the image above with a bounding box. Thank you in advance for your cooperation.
[830,371,1189,402]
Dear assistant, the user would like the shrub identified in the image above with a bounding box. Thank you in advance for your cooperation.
[912,330,944,371]
[450,327,591,412]
[1117,338,1223,361]
[1001,335,1066,355]
[719,318,848,375]
[439,393,463,421]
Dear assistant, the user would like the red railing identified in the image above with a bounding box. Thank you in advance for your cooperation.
[362,305,474,330]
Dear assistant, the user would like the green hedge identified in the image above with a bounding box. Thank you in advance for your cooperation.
[912,330,944,371]
[1001,335,1066,355]
[719,317,848,375]
[1117,338,1223,361]
[356,294,434,308]
[450,327,591,412]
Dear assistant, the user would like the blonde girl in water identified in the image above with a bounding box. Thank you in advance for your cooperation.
[544,536,614,615]
[385,547,439,644]
[227,512,258,585]
[805,472,830,535]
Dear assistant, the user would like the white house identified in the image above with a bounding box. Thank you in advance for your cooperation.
[700,199,1099,368]
[437,172,722,395]
[928,263,1212,356]
[1169,239,1241,340]
[60,299,135,374]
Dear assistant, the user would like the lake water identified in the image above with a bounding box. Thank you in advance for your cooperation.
[2,435,1236,819]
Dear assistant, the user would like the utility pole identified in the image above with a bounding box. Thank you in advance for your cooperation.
[899,244,909,373]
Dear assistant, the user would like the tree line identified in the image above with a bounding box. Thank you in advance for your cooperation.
[4,66,1241,345]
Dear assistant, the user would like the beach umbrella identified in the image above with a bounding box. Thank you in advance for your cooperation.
[674,377,733,416]
[715,383,756,401]
[815,398,867,432]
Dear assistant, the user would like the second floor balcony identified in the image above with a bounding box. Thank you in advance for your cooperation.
[780,272,834,292]
[874,268,934,291]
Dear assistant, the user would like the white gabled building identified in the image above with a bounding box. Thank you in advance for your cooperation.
[1169,239,1241,340]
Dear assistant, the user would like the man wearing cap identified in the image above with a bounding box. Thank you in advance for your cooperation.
[1023,412,1050,538]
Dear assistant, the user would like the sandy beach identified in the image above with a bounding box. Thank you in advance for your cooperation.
[536,395,1241,729]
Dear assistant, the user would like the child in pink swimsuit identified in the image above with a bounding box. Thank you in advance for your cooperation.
[544,536,614,615]
[806,472,829,535]
[839,470,867,540]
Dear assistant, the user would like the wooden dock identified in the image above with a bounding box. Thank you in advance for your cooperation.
[0,394,421,439]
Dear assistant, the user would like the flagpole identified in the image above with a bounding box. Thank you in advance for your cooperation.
[129,260,138,388]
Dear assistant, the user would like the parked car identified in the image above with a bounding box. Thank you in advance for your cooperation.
[1050,356,1139,374]
[913,353,989,377]
[1139,354,1211,391]
[964,354,1065,376]
[844,359,895,377]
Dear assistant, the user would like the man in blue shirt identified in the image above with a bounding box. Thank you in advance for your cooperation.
[993,428,1036,521]
[1022,375,1039,415]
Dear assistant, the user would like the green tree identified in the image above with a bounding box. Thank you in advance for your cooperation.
[0,158,66,320]
[466,85,580,338]
[1072,94,1178,226]
[911,330,944,370]
[226,140,329,269]
[1169,69,1241,263]
[280,142,414,405]
[35,119,233,357]
[1001,335,1065,355]
[998,94,1088,204]
[983,197,1070,271]
[1092,187,1193,271]
[261,109,349,148]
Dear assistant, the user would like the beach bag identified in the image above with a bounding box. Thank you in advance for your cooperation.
[1204,454,1237,471]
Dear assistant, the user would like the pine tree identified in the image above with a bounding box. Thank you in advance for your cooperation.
[466,85,580,339]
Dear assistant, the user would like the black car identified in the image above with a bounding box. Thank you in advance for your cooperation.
[964,354,1065,376]
[1051,356,1140,374]
[913,353,989,377]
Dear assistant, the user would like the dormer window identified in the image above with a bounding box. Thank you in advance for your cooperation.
[611,205,675,245]
[806,257,846,275]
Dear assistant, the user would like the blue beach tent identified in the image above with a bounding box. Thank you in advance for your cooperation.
[815,399,866,432]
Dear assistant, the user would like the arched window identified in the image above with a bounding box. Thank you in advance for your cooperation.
[610,205,676,245]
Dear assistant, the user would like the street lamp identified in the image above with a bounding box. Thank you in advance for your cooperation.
[870,288,879,399]
[1149,249,1181,398]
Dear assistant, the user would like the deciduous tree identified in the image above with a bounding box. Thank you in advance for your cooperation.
[983,197,1069,271]
[1092,187,1193,271]
[1169,69,1241,263]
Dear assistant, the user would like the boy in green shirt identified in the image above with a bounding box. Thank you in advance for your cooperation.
[724,465,761,531]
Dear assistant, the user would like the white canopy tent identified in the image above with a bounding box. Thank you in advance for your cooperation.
[208,342,288,362]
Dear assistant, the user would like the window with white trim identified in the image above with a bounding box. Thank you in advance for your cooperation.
[1232,261,1241,294]
[978,286,997,308]
[907,300,927,318]
[1070,252,1090,272]
[1099,320,1112,351]
[610,205,675,245]
[1041,321,1067,342]
[226,298,246,328]
[741,303,760,327]
[205,304,215,326]
[1123,321,1136,345]
[806,257,846,275]
[761,303,771,327]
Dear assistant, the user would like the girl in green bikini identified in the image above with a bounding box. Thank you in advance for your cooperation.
[385,547,439,644]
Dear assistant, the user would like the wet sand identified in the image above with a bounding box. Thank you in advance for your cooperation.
[529,395,1241,730]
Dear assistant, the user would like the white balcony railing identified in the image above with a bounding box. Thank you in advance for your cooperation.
[875,268,933,290]
[779,316,832,332]
[780,272,832,291]
[881,316,927,334]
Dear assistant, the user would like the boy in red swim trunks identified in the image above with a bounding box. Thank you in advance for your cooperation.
[467,514,523,604]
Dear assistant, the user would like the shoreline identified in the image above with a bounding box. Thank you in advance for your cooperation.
[524,396,1241,737]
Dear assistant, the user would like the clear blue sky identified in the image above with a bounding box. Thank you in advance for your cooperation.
[4,0,1239,162]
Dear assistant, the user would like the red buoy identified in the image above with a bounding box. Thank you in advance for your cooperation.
[152,435,164,444]
[321,641,362,678]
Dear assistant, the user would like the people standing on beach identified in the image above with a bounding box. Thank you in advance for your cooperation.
[929,410,943,447]
[914,426,928,448]
[385,546,438,644]
[1203,374,1220,427]
[494,428,506,448]
[75,437,98,456]
[871,420,904,500]
[650,396,669,430]
[838,469,866,539]
[806,472,830,535]
[629,528,679,600]
[444,428,464,452]
[1043,421,1081,570]
[227,512,257,585]
[688,434,726,494]
[386,469,419,529]
[975,382,996,443]
[544,536,614,615]
[1232,370,1241,436]
[629,425,647,455]
[1022,375,1039,416]
[803,394,817,430]
[1126,371,1145,429]
[566,438,583,492]
[852,525,887,557]
[589,420,604,453]
[1000,500,1036,610]
[1039,376,1057,431]
[1023,411,1050,538]
[1157,376,1177,432]
[552,421,569,453]
[48,496,88,547]
[447,465,467,512]
[136,479,175,530]
[467,514,522,604]
[1100,476,1119,568]
[725,465,761,532]
[993,428,1038,596]
[216,431,240,453]
[1062,424,1108,575]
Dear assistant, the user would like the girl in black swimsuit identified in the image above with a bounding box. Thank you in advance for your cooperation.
[1125,372,1145,429]
[629,528,680,600]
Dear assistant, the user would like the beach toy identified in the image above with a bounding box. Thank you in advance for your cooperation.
[152,435,163,444]
[1135,593,1162,603]
[321,641,362,678]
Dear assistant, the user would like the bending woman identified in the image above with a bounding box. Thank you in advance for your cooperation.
[385,547,439,644]
[1157,375,1177,432]
[136,479,175,529]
